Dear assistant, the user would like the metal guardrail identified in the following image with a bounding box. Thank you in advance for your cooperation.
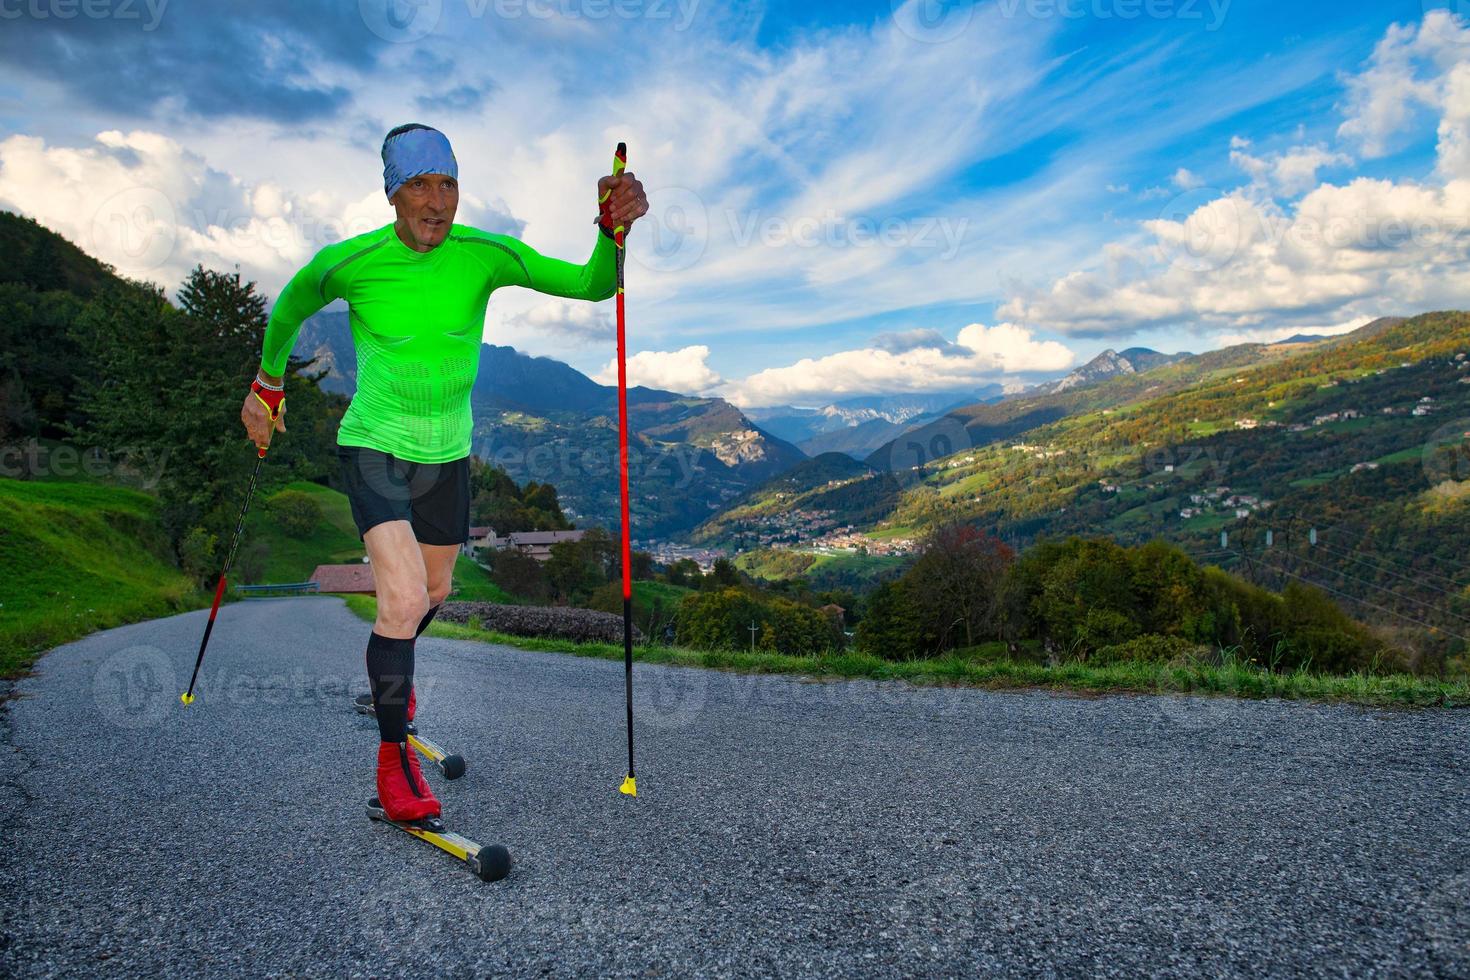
[234,581,321,598]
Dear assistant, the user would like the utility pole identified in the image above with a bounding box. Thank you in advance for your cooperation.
[749,620,758,653]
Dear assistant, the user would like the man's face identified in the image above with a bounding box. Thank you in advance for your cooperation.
[391,173,459,251]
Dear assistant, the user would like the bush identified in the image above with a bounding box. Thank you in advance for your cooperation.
[268,488,322,537]
[675,586,840,656]
[1090,634,1203,666]
[438,602,643,644]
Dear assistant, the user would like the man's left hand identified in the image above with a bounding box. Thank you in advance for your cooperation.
[597,172,648,233]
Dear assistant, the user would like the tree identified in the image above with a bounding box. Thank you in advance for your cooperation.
[491,548,547,602]
[854,580,920,661]
[268,488,323,537]
[903,522,1014,651]
[664,558,701,588]
[711,557,740,587]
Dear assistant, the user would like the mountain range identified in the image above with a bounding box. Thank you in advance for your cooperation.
[294,311,805,537]
[692,311,1470,638]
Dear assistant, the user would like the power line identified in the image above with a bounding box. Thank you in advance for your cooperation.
[1278,513,1470,585]
[1246,552,1468,642]
[1307,522,1470,586]
[1294,536,1470,608]
[1271,546,1470,628]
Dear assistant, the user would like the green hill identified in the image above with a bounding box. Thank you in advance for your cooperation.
[0,479,202,676]
[696,312,1470,644]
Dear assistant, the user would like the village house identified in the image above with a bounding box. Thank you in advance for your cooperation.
[464,527,588,562]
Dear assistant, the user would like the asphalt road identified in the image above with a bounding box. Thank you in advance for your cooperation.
[1,596,1467,977]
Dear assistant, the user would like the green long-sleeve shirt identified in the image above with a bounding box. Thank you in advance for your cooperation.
[261,222,616,463]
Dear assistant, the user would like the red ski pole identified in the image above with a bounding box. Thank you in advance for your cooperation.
[181,442,270,705]
[602,142,637,797]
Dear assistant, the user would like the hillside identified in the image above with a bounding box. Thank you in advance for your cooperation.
[0,480,201,675]
[0,210,123,298]
[696,312,1470,643]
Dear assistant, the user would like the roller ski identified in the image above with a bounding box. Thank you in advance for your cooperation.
[354,692,466,780]
[367,742,509,882]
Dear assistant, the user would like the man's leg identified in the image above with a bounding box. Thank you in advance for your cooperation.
[363,519,440,820]
[406,542,458,720]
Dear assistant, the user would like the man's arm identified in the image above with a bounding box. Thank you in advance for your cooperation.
[259,249,342,379]
[492,233,618,302]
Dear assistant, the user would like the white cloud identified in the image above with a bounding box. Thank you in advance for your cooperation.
[1336,11,1470,178]
[998,14,1470,340]
[1230,142,1353,196]
[511,298,611,346]
[594,345,723,394]
[0,128,517,298]
[724,323,1074,407]
[1173,168,1205,190]
[1211,316,1374,347]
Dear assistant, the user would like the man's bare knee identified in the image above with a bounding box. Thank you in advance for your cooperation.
[377,586,430,637]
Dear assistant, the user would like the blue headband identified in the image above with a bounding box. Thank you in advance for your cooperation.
[382,126,458,200]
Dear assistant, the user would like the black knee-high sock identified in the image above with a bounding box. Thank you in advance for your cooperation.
[366,632,415,743]
[415,603,441,638]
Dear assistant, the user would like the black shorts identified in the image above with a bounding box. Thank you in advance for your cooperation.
[337,445,471,545]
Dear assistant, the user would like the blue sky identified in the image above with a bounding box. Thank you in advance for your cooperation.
[0,0,1465,406]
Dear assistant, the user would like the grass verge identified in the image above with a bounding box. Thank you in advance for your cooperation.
[340,595,1469,710]
[0,479,204,678]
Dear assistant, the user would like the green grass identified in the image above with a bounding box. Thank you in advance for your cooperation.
[340,596,1468,710]
[448,555,514,603]
[0,478,204,678]
[631,580,695,607]
[246,481,365,584]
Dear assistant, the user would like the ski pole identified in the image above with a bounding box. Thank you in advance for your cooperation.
[181,443,269,705]
[603,141,637,798]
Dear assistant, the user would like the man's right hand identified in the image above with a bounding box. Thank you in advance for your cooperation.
[242,377,287,451]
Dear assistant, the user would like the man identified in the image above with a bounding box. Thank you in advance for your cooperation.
[240,124,646,822]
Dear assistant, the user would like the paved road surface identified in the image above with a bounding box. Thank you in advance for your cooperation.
[1,597,1467,976]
